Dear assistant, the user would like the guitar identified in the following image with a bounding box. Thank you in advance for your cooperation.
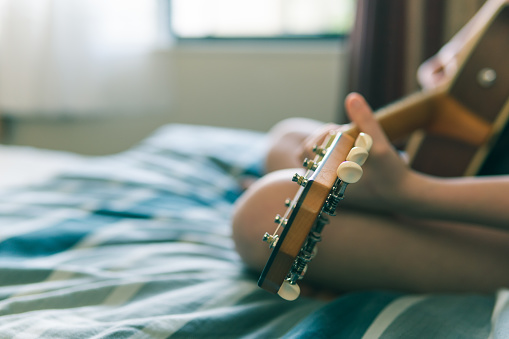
[258,1,509,300]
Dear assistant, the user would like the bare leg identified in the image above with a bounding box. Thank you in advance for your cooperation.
[232,169,509,294]
[234,116,509,294]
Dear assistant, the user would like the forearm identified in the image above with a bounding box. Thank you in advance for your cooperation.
[399,173,509,229]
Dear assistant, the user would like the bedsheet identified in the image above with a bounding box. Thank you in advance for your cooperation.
[0,145,86,189]
[0,124,506,338]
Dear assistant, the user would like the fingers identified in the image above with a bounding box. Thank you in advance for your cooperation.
[417,56,446,89]
[300,123,342,160]
[344,93,391,153]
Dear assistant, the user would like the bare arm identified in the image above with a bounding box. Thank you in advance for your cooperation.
[402,174,509,228]
[341,93,509,230]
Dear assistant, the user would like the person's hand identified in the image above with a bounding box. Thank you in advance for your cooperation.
[340,93,418,213]
[297,93,422,214]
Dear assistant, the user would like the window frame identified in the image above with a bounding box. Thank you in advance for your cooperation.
[166,0,353,42]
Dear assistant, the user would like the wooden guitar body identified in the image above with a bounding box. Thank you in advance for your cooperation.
[407,4,509,177]
[258,2,509,300]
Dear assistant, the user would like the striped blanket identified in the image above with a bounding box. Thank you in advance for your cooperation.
[0,124,506,338]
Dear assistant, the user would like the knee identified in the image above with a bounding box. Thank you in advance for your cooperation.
[267,118,323,143]
[231,191,270,272]
[265,118,324,172]
[231,169,300,272]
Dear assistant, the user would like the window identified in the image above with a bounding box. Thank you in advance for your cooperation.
[170,0,356,39]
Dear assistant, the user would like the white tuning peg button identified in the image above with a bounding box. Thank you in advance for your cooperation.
[337,161,363,184]
[277,281,300,301]
[355,133,373,152]
[346,147,368,166]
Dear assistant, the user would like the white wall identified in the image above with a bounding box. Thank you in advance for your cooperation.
[5,40,349,155]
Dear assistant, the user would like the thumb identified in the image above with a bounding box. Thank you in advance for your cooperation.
[344,93,391,153]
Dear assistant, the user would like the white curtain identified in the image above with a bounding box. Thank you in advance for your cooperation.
[0,0,173,118]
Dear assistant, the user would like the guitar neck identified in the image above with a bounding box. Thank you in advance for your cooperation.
[345,88,443,142]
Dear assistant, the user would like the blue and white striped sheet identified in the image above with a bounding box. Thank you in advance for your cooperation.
[0,124,506,338]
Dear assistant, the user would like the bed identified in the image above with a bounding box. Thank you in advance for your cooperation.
[0,123,506,338]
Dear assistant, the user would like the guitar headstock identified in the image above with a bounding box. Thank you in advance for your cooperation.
[258,131,372,300]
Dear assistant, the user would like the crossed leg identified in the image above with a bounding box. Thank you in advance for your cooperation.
[232,117,509,294]
[232,169,509,294]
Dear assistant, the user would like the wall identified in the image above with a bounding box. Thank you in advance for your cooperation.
[4,40,348,155]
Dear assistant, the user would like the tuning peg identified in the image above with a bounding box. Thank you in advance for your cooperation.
[262,232,279,248]
[277,280,300,301]
[302,158,318,171]
[284,198,292,207]
[274,214,287,226]
[312,145,327,156]
[355,133,373,152]
[337,161,363,184]
[292,173,308,187]
[346,147,368,166]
